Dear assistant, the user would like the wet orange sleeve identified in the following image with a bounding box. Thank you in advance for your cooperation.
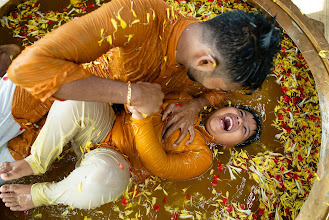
[7,0,157,101]
[131,116,213,180]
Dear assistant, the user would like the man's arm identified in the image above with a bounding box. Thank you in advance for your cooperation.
[8,0,161,104]
[55,76,164,115]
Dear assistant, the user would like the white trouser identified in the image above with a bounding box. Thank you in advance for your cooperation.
[0,74,24,147]
[22,100,130,209]
[0,74,24,185]
[32,148,130,209]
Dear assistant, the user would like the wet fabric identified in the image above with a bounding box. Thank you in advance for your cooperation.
[0,74,23,148]
[32,148,130,209]
[100,97,216,181]
[8,0,224,106]
[22,100,129,209]
[24,100,115,175]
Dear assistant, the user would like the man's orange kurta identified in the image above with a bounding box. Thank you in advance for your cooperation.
[8,0,223,105]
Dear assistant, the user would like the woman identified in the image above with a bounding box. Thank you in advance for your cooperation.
[0,93,260,211]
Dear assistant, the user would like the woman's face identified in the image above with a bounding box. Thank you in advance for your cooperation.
[205,107,257,146]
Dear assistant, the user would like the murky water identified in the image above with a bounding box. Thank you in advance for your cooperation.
[0,0,320,219]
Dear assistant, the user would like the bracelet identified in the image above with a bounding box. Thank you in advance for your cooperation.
[127,81,132,106]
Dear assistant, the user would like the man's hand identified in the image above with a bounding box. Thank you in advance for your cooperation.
[161,97,210,146]
[131,82,164,116]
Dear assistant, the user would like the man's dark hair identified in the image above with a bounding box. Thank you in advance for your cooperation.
[203,10,282,93]
[232,105,262,147]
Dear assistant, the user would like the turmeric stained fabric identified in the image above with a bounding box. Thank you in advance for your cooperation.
[11,86,53,129]
[8,0,224,106]
[8,86,52,160]
[108,110,213,181]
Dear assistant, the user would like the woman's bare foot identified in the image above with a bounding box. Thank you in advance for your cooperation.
[0,184,35,211]
[0,160,33,181]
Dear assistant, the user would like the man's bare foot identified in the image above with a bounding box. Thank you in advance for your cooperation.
[0,184,35,211]
[0,160,33,181]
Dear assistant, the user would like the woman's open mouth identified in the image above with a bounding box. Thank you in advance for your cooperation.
[219,115,235,131]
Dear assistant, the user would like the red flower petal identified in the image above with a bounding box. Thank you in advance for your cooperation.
[134,188,138,196]
[258,208,264,215]
[285,128,291,134]
[227,206,233,212]
[185,194,190,199]
[211,180,217,186]
[240,204,245,210]
[121,197,128,206]
[171,214,178,220]
[275,175,282,181]
[154,205,160,211]
[214,174,220,179]
[119,163,124,170]
[283,95,291,102]
[162,197,167,203]
[222,197,228,205]
[217,166,224,172]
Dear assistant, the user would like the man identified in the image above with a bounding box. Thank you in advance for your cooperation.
[8,0,281,145]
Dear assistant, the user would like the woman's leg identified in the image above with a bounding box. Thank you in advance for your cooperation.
[0,100,115,180]
[0,144,16,185]
[0,148,130,210]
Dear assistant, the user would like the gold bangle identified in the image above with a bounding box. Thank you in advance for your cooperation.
[127,81,131,106]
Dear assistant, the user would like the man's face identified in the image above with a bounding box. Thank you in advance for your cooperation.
[187,67,242,92]
[205,107,257,146]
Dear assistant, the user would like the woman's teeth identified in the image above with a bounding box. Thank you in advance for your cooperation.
[225,116,233,131]
[223,116,233,131]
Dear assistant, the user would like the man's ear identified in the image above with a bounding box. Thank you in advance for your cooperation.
[195,54,217,72]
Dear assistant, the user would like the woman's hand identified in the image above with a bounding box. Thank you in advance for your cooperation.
[127,105,148,120]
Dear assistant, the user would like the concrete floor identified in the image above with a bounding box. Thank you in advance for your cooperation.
[293,0,329,41]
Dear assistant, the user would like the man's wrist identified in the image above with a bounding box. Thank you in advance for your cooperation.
[195,96,211,112]
[130,83,141,106]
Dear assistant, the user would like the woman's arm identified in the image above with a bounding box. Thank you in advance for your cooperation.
[131,116,213,180]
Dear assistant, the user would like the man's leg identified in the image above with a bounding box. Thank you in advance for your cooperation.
[0,100,115,180]
[0,148,130,210]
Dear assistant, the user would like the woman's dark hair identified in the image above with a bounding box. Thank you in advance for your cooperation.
[202,10,282,93]
[232,105,262,147]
